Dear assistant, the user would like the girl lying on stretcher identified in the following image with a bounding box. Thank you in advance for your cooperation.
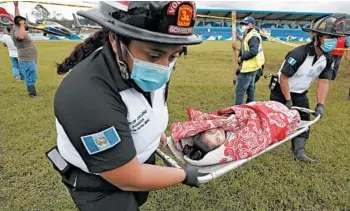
[170,101,301,166]
[183,128,227,160]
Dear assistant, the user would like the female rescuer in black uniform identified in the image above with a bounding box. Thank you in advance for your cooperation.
[46,2,202,210]
[270,15,347,163]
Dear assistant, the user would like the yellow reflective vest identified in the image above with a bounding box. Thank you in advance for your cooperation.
[241,29,265,73]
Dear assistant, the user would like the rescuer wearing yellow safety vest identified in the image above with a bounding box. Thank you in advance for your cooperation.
[232,16,265,105]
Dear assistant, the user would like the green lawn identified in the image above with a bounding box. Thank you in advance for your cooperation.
[0,41,349,211]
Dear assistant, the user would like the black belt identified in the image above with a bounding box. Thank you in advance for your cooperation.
[274,82,308,96]
[46,146,120,192]
[47,146,156,192]
[62,165,119,192]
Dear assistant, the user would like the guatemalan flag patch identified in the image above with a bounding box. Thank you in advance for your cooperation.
[287,57,297,66]
[81,126,121,155]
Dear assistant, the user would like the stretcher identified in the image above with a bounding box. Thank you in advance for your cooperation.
[156,107,321,184]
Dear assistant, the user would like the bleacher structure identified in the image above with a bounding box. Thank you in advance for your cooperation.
[195,8,331,42]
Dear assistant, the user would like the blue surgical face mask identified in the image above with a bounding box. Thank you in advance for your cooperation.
[126,48,176,92]
[241,25,249,33]
[321,38,337,52]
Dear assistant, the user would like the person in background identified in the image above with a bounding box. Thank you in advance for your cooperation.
[179,45,188,58]
[330,35,349,80]
[235,30,264,84]
[232,16,265,105]
[1,26,22,80]
[11,1,39,98]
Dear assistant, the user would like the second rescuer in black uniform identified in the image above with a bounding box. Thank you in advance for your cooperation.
[47,2,203,210]
[270,15,347,163]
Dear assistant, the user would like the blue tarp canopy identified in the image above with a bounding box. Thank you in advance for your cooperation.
[197,8,331,21]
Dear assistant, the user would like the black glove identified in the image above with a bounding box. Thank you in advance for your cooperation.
[314,103,324,118]
[285,99,293,109]
[182,166,200,188]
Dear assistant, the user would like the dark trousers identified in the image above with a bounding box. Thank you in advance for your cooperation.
[331,55,342,80]
[63,154,156,211]
[270,83,310,139]
[179,46,187,57]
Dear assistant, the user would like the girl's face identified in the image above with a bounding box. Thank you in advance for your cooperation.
[201,128,226,150]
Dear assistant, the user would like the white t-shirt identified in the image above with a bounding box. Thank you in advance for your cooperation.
[1,34,18,58]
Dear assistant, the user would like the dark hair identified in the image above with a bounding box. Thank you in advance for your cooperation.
[6,26,11,33]
[183,133,212,160]
[56,30,132,75]
[311,34,323,49]
[56,30,108,74]
[14,16,26,26]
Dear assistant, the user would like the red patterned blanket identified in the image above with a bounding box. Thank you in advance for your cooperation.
[170,101,300,163]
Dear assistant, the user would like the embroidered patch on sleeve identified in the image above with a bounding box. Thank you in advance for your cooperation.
[81,126,121,155]
[287,57,297,66]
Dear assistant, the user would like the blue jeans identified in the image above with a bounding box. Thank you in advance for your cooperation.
[19,61,37,88]
[234,71,257,105]
[9,57,21,78]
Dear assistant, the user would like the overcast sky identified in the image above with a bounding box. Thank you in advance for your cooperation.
[1,1,349,21]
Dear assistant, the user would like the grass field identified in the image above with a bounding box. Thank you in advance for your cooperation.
[0,41,349,211]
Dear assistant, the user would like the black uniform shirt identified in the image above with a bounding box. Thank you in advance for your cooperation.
[54,42,169,174]
[278,43,334,93]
